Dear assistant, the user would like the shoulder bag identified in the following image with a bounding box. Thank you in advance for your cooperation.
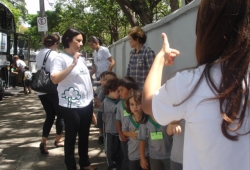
[30,50,58,93]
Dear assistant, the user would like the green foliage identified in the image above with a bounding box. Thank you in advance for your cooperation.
[22,0,179,51]
[1,0,22,26]
[5,0,27,19]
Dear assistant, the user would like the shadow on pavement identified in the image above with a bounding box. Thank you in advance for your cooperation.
[0,92,107,170]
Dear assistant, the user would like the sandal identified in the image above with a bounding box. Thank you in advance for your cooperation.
[54,140,64,147]
[39,143,49,154]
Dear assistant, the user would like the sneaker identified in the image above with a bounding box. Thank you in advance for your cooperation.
[98,136,104,145]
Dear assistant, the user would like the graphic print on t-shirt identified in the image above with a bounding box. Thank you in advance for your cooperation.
[61,87,81,108]
[78,68,88,75]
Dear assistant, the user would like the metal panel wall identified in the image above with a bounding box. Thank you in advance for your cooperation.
[109,0,200,84]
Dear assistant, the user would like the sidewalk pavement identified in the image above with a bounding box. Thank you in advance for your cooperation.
[0,89,107,170]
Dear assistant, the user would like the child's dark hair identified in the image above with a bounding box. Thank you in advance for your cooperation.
[118,76,138,90]
[103,78,119,95]
[104,71,117,78]
[125,90,148,124]
[99,71,108,78]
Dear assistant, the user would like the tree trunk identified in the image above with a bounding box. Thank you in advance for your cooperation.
[116,0,152,26]
[116,0,139,27]
[185,0,194,5]
[170,0,179,12]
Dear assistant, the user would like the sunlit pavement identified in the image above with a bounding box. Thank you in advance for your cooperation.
[0,89,107,170]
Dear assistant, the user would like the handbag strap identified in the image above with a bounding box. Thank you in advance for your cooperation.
[41,50,52,70]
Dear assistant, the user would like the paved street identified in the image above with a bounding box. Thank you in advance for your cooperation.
[0,88,107,170]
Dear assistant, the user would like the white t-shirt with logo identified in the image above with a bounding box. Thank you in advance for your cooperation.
[51,52,93,108]
[16,59,26,72]
[152,64,250,170]
[36,48,59,95]
[93,46,111,78]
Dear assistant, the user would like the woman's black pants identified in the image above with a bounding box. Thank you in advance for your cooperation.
[38,93,64,137]
[60,101,93,170]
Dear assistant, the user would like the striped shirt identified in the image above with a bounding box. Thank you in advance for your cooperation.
[126,45,155,89]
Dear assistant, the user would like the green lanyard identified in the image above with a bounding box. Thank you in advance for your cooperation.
[122,100,130,116]
[129,115,140,132]
[149,116,161,133]
[149,117,163,140]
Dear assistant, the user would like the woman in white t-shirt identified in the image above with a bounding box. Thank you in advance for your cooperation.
[36,34,64,155]
[88,36,115,80]
[51,28,98,170]
[142,0,250,170]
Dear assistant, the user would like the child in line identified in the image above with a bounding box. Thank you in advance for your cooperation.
[139,115,173,170]
[23,66,32,94]
[102,77,122,169]
[10,64,18,88]
[166,120,185,170]
[122,90,149,170]
[94,71,117,145]
[116,76,139,170]
[94,71,107,144]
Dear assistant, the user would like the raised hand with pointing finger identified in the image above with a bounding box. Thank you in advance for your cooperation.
[159,33,180,66]
[142,33,180,116]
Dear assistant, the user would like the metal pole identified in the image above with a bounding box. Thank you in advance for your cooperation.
[39,0,46,45]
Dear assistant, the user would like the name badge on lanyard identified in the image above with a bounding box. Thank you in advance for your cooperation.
[124,110,130,117]
[150,132,163,140]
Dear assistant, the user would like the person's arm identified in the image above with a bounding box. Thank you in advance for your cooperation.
[140,140,148,169]
[142,33,180,116]
[166,120,182,135]
[51,52,81,84]
[94,96,101,108]
[123,128,138,140]
[107,57,115,71]
[126,53,132,76]
[15,67,21,71]
[89,64,97,77]
[116,121,128,142]
[145,49,156,70]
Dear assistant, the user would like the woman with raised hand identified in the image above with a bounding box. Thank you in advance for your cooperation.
[51,28,98,170]
[36,34,64,154]
[142,0,250,169]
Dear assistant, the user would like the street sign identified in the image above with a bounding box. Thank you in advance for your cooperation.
[37,17,48,32]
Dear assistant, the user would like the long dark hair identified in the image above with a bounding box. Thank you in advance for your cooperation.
[125,90,148,124]
[43,34,60,48]
[88,36,103,46]
[180,0,250,141]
